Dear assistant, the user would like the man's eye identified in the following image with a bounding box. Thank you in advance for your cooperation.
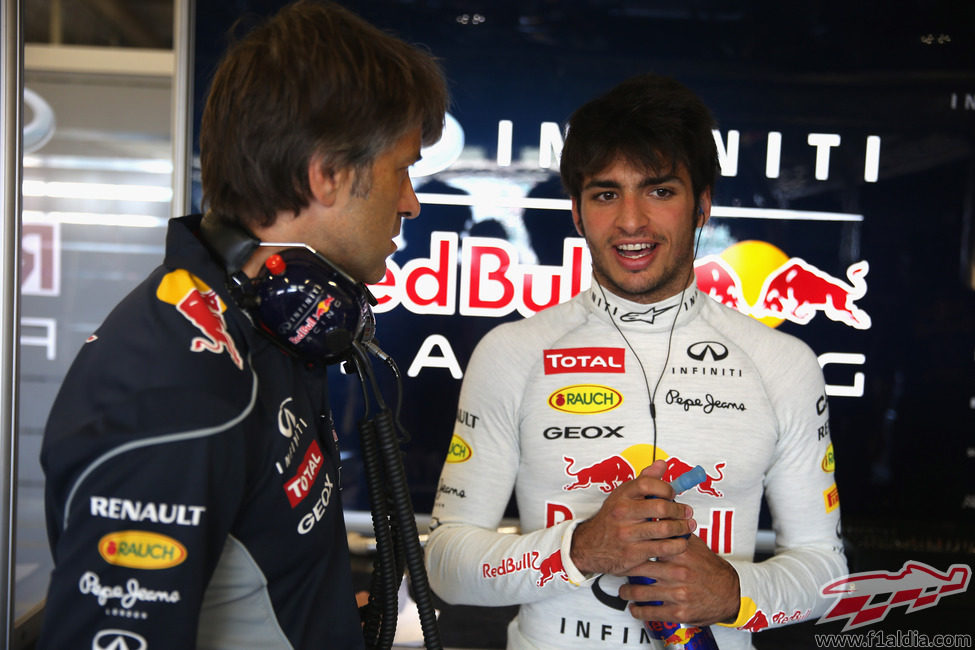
[651,188,674,198]
[592,191,616,201]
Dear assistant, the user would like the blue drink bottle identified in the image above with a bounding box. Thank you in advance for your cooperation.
[628,465,720,649]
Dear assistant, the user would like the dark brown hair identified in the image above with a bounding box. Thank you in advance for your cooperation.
[560,73,718,206]
[200,0,448,229]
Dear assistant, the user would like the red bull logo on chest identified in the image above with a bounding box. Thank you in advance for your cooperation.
[562,444,727,498]
[157,270,244,370]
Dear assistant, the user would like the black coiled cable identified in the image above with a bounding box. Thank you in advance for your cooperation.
[358,417,401,648]
[349,342,443,650]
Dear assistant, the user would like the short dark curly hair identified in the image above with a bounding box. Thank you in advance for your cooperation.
[560,73,718,206]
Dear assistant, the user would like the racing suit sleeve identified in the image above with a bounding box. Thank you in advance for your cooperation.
[719,340,848,632]
[37,380,253,649]
[425,325,590,606]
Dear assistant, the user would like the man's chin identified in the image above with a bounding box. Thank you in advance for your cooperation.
[361,265,387,286]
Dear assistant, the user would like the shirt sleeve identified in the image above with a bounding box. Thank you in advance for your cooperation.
[425,324,591,606]
[37,386,249,649]
[720,341,848,633]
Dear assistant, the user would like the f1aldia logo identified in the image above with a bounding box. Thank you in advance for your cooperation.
[818,561,971,631]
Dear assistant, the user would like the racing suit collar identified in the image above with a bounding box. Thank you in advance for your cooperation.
[584,277,703,333]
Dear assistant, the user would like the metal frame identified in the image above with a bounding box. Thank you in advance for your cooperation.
[171,0,194,218]
[1,0,23,648]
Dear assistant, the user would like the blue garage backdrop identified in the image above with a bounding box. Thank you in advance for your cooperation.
[190,0,975,556]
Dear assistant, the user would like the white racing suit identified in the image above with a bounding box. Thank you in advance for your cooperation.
[425,281,847,649]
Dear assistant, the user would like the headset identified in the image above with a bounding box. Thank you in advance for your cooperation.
[199,214,443,650]
[199,214,377,364]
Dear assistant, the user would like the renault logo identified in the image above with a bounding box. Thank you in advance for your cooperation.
[687,341,729,361]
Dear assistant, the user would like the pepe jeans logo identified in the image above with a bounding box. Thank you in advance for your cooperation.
[79,571,181,609]
[548,385,622,414]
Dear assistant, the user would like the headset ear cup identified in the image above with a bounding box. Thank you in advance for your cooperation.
[251,248,373,363]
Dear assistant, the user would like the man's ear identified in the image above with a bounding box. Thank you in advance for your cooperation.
[571,197,585,237]
[696,189,712,228]
[307,157,349,208]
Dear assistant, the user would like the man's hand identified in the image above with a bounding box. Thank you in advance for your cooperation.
[569,460,696,576]
[619,533,741,626]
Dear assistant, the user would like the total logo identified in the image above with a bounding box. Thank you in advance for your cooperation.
[548,385,622,414]
[562,444,726,497]
[543,347,625,374]
[694,240,871,330]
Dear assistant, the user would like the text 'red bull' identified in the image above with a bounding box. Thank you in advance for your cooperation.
[481,549,568,587]
[371,232,590,318]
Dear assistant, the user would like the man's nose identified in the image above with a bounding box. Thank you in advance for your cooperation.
[399,177,421,219]
[616,195,647,231]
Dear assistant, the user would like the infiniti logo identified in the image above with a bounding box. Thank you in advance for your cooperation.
[591,574,628,611]
[687,341,729,361]
[93,629,147,650]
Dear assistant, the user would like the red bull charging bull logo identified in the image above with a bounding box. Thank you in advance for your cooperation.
[288,295,336,346]
[481,549,569,587]
[646,620,709,646]
[156,270,244,370]
[562,444,726,498]
[694,240,871,330]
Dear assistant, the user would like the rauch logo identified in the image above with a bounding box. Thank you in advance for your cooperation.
[548,385,622,414]
[98,530,187,569]
[446,434,472,463]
